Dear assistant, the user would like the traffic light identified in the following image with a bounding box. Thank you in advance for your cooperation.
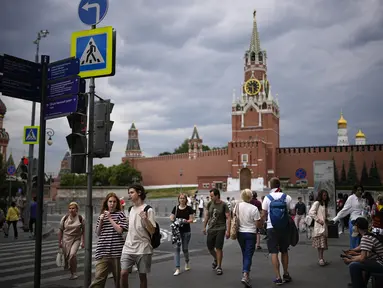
[32,175,38,188]
[20,157,28,180]
[93,99,114,158]
[66,113,87,173]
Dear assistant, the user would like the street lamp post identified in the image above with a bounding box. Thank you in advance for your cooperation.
[25,30,49,232]
[46,128,55,146]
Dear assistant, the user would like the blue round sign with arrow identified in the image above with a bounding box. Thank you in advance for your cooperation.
[78,0,109,26]
[295,168,307,179]
[7,165,16,176]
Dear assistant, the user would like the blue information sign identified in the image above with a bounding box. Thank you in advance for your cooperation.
[45,95,78,120]
[47,76,80,99]
[48,58,80,81]
[7,165,16,176]
[78,0,109,26]
[295,168,307,179]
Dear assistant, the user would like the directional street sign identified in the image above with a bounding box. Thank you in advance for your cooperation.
[0,54,41,102]
[295,168,307,179]
[45,95,79,120]
[7,165,16,176]
[23,126,40,145]
[48,57,80,81]
[47,76,81,99]
[78,0,109,26]
[71,26,116,78]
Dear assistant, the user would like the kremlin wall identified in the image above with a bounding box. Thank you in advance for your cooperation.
[121,11,382,191]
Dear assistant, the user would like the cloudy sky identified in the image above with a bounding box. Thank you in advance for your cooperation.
[1,0,382,174]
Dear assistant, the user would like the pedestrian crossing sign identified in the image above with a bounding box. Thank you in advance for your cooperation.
[71,26,116,79]
[23,126,40,145]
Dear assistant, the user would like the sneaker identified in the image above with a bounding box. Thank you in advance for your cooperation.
[212,260,217,270]
[283,273,292,283]
[241,276,252,287]
[173,269,180,276]
[273,278,283,285]
[185,263,191,271]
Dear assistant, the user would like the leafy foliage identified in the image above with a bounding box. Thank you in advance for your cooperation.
[159,139,227,155]
[360,161,369,186]
[368,160,382,186]
[347,152,358,185]
[59,161,142,187]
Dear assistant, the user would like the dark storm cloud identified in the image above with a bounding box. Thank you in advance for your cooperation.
[0,0,382,174]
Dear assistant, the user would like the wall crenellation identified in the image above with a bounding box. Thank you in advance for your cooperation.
[277,144,383,154]
[135,152,189,162]
[197,149,228,157]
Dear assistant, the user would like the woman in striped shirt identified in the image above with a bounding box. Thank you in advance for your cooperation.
[90,192,129,288]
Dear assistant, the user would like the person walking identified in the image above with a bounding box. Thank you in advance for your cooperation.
[5,201,19,239]
[58,202,85,280]
[261,177,294,285]
[250,191,263,250]
[294,197,306,232]
[120,184,156,288]
[203,188,231,275]
[308,189,330,266]
[236,189,263,287]
[29,196,37,239]
[170,193,194,276]
[90,193,128,288]
[333,185,366,249]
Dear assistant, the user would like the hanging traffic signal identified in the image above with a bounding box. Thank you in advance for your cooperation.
[66,112,87,174]
[93,99,114,158]
[20,157,28,180]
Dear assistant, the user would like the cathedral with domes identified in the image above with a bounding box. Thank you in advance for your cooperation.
[337,112,366,146]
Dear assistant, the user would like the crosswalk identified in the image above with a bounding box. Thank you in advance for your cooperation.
[0,229,173,288]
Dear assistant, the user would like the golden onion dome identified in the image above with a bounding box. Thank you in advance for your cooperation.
[355,129,366,139]
[338,112,347,127]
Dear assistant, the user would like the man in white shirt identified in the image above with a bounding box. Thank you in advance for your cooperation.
[120,184,156,288]
[333,185,365,249]
[261,178,294,285]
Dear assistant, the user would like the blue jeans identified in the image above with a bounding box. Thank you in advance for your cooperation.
[175,232,191,268]
[237,232,256,273]
[349,220,361,249]
[349,260,383,288]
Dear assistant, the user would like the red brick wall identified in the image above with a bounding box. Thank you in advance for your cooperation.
[277,145,383,186]
[131,150,229,186]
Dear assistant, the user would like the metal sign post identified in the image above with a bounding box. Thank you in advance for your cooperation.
[34,54,49,288]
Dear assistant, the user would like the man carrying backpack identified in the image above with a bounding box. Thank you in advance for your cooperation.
[121,184,159,288]
[261,177,294,285]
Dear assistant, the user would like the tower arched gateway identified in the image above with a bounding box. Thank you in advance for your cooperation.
[240,168,251,190]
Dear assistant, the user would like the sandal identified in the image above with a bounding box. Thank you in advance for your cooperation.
[216,267,223,275]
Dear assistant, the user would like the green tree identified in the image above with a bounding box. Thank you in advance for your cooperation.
[158,152,172,156]
[369,160,382,186]
[59,173,87,186]
[174,139,189,154]
[333,158,339,185]
[108,162,142,186]
[360,161,369,186]
[340,161,347,185]
[93,164,110,186]
[347,152,358,185]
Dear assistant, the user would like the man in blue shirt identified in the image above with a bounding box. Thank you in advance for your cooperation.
[29,197,37,238]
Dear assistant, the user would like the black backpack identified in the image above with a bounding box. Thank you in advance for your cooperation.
[62,214,83,230]
[128,205,161,249]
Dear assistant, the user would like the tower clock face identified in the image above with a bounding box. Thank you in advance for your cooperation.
[244,79,261,96]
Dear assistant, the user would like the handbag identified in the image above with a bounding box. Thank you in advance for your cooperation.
[230,202,240,240]
[56,248,65,267]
